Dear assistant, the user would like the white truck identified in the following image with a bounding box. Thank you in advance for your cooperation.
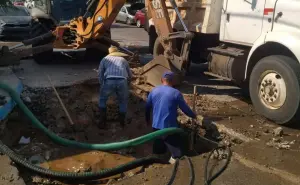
[145,0,300,125]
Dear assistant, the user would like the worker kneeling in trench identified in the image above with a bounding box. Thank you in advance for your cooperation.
[145,71,202,163]
[98,46,132,129]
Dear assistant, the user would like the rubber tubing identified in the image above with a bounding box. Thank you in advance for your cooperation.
[0,82,184,151]
[0,140,166,180]
[0,82,231,182]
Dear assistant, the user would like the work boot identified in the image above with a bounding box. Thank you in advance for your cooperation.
[119,112,126,128]
[98,108,107,129]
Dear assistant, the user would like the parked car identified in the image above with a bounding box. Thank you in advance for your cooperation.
[134,8,145,28]
[12,0,24,6]
[24,0,34,9]
[116,3,144,25]
[0,5,32,40]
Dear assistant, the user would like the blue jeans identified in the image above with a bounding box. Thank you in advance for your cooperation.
[99,78,128,113]
[152,128,183,159]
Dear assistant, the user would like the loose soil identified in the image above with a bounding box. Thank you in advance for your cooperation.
[1,66,300,185]
[0,67,226,185]
[0,81,157,185]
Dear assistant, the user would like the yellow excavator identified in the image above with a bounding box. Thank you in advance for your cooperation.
[1,0,194,87]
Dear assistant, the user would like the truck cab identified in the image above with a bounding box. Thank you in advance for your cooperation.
[217,0,300,125]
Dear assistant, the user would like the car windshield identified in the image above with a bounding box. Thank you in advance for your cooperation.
[0,6,28,16]
[127,3,145,15]
[126,6,141,15]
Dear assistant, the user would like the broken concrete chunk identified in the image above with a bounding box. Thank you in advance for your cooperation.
[18,136,30,145]
[0,155,26,185]
[273,127,283,137]
[289,140,296,145]
[23,97,31,103]
[266,138,294,150]
[44,151,51,161]
[272,138,281,143]
[136,89,142,94]
[29,155,46,165]
[231,137,243,144]
[135,78,142,85]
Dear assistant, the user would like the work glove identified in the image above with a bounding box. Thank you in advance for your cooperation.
[196,115,213,128]
[196,115,221,141]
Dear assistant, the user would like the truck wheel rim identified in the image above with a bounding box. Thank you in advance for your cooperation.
[137,20,141,27]
[259,71,287,109]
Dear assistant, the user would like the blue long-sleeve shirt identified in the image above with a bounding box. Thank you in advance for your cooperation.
[145,85,196,129]
[98,56,132,84]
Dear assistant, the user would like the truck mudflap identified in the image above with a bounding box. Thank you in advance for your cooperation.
[141,55,182,87]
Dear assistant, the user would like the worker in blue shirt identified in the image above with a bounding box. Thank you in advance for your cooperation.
[145,71,197,163]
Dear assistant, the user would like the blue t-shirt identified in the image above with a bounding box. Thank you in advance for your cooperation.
[145,85,196,129]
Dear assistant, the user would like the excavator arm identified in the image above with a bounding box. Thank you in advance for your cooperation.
[51,0,194,86]
[52,0,126,50]
[141,0,194,86]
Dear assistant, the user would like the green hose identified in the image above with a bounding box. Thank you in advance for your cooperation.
[0,82,232,182]
[0,140,165,180]
[0,82,184,180]
[0,82,184,150]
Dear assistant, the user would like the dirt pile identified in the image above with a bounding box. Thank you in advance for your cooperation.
[0,64,237,185]
[20,83,153,153]
[0,81,158,185]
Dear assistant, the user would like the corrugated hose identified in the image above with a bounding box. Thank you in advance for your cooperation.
[0,82,231,183]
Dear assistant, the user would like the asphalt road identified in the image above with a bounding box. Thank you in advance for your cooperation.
[111,23,149,47]
[8,23,150,88]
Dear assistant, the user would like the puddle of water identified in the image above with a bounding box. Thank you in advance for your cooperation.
[44,151,142,180]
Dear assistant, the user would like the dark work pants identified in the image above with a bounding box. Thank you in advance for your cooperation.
[152,128,183,159]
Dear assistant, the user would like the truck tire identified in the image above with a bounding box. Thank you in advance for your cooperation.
[126,18,131,25]
[249,55,300,125]
[136,20,142,28]
[31,19,54,64]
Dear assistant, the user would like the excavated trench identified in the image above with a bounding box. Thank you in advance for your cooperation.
[0,81,158,184]
[0,67,233,185]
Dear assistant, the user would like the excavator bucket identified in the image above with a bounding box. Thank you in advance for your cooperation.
[141,55,182,87]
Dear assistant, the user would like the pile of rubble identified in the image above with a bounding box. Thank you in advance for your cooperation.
[266,127,296,150]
